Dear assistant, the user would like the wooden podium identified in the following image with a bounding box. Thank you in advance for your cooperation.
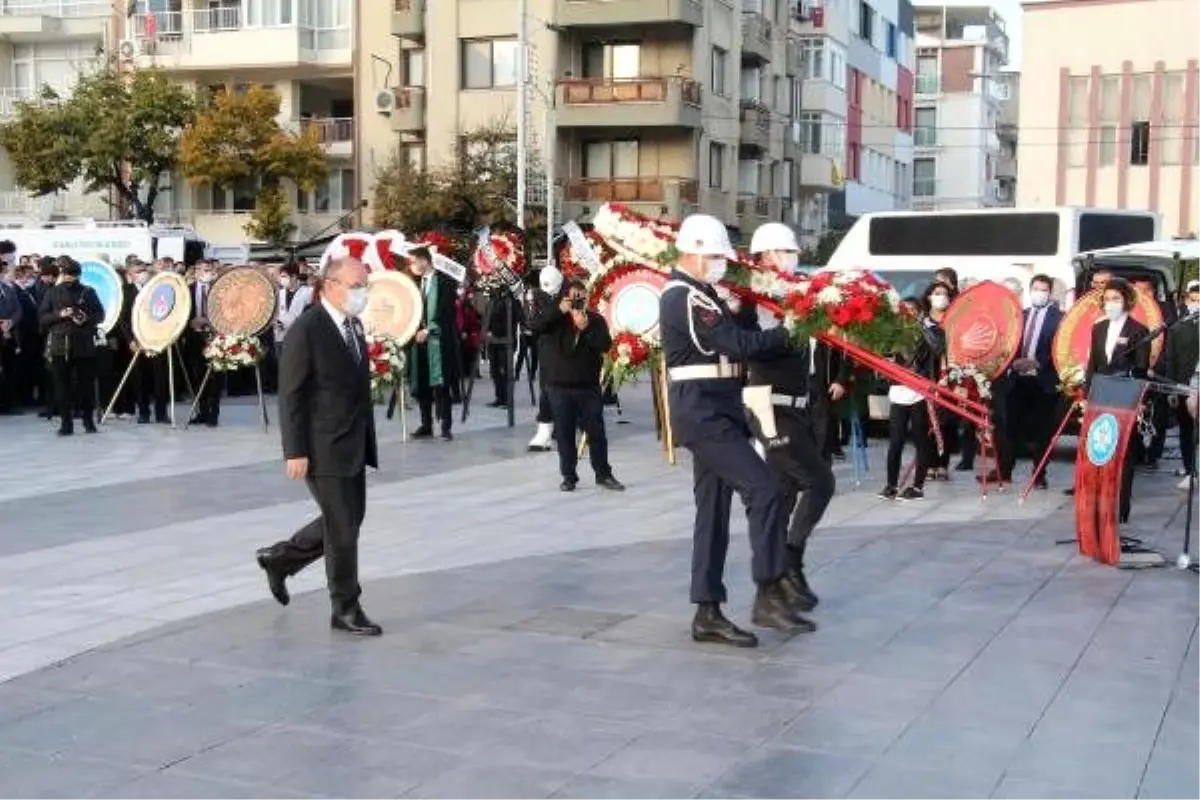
[1074,375,1148,565]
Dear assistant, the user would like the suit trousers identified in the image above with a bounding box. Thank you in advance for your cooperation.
[417,386,452,434]
[487,342,510,403]
[768,409,836,550]
[268,472,366,613]
[548,386,611,482]
[1000,376,1059,477]
[136,353,169,421]
[1178,403,1197,475]
[51,356,95,429]
[687,433,787,604]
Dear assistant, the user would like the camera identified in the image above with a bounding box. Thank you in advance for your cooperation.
[569,296,587,311]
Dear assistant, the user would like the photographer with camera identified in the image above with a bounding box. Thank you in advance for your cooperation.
[528,278,625,493]
[37,257,104,436]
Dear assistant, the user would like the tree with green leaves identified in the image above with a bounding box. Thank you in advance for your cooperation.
[178,84,327,247]
[0,67,197,223]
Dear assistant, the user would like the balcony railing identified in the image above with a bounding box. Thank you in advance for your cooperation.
[741,12,772,43]
[736,194,770,217]
[558,77,701,106]
[914,127,937,147]
[0,87,40,118]
[132,11,350,50]
[300,117,354,144]
[191,6,240,32]
[0,0,109,17]
[564,177,698,205]
[915,74,940,94]
[913,176,937,197]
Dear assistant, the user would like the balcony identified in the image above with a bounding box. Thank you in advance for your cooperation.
[390,87,425,132]
[130,11,351,71]
[799,153,839,190]
[738,104,770,150]
[995,155,1016,180]
[0,0,108,39]
[298,117,354,158]
[0,87,40,119]
[740,12,772,63]
[392,0,424,38]
[556,0,703,27]
[915,74,940,95]
[555,77,702,128]
[561,177,698,222]
[914,127,938,147]
[736,193,770,230]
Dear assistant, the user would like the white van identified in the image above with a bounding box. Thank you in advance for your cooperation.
[826,207,1162,306]
[0,218,207,265]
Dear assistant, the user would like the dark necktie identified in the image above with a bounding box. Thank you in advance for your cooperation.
[198,284,208,317]
[1022,309,1039,359]
[342,317,361,362]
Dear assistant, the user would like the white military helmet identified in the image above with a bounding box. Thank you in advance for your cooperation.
[676,214,736,258]
[539,264,563,295]
[749,222,799,254]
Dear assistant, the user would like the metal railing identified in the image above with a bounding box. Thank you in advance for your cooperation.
[191,6,240,32]
[741,12,773,43]
[0,0,109,17]
[300,117,354,143]
[736,194,770,216]
[564,177,698,204]
[131,10,350,49]
[557,77,701,106]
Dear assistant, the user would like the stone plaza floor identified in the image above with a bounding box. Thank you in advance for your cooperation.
[0,388,1196,799]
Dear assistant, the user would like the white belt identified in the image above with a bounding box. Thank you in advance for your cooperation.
[669,364,744,381]
[771,392,808,409]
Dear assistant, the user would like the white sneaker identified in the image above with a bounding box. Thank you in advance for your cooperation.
[1178,476,1194,490]
[527,422,554,452]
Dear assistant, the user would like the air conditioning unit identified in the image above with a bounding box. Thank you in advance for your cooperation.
[118,39,136,60]
[374,90,396,114]
[138,38,156,56]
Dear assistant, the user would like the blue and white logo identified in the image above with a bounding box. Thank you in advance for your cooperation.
[1085,413,1120,467]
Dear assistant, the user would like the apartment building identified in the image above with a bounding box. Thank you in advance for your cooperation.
[1017,0,1199,237]
[910,2,1013,210]
[0,0,115,219]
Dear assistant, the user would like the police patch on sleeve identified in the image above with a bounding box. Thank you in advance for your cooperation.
[689,292,721,326]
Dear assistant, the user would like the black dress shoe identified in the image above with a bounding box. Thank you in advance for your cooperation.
[137,415,151,424]
[411,427,433,439]
[441,430,453,441]
[331,607,382,636]
[560,479,577,492]
[752,581,817,632]
[83,422,98,434]
[596,475,625,491]
[691,602,758,648]
[255,549,290,606]
[782,570,818,612]
[57,427,73,437]
[205,418,219,428]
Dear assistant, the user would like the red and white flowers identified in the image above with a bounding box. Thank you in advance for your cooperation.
[606,331,655,390]
[557,228,632,282]
[940,362,993,402]
[366,333,406,400]
[1058,361,1087,400]
[778,269,915,354]
[592,203,677,267]
[203,333,263,372]
[472,230,526,295]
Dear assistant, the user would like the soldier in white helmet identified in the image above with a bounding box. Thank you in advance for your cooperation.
[527,265,563,451]
[660,213,812,648]
[746,222,841,612]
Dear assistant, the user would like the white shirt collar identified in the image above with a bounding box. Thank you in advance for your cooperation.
[321,296,348,330]
[1104,314,1128,360]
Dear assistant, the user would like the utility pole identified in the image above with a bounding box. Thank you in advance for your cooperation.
[544,89,555,265]
[516,0,528,231]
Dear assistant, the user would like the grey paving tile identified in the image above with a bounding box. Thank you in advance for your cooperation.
[772,705,912,758]
[1138,743,1200,800]
[471,713,637,772]
[707,746,873,798]
[95,769,313,799]
[848,763,1002,799]
[403,761,577,799]
[990,775,1124,799]
[550,773,702,799]
[591,729,755,785]
[0,747,146,798]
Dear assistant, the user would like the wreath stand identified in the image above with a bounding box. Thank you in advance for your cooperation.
[577,359,675,465]
[185,360,269,432]
[99,341,194,429]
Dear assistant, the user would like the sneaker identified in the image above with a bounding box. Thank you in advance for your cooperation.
[878,485,898,500]
[1179,476,1194,491]
[899,486,925,501]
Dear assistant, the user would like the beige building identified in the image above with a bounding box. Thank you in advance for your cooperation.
[1017,0,1199,237]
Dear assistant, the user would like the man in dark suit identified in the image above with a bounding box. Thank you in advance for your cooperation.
[407,246,461,441]
[186,260,222,426]
[995,273,1064,487]
[254,256,382,636]
[1162,281,1199,482]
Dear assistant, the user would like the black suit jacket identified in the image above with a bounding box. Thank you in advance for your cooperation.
[1086,316,1151,386]
[278,304,378,478]
[1018,304,1063,393]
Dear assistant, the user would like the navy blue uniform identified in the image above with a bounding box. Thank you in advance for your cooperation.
[659,269,791,603]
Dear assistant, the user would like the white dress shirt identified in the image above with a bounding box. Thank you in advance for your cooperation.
[1104,314,1128,364]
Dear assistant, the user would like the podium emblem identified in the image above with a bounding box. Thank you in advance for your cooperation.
[1085,413,1120,467]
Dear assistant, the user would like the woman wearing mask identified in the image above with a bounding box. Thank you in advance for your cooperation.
[1085,278,1151,523]
[923,280,957,480]
[881,295,945,501]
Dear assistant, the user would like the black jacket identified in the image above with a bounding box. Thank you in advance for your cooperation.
[1086,317,1151,385]
[528,301,612,389]
[278,304,378,478]
[484,292,520,341]
[38,281,104,359]
[1162,316,1199,384]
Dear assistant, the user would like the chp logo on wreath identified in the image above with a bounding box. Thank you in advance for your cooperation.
[1085,413,1121,467]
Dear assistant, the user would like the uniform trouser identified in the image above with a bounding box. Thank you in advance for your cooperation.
[686,433,787,604]
[769,409,837,550]
[263,471,366,614]
[51,356,95,429]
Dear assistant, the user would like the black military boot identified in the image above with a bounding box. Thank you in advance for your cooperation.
[691,602,758,648]
[753,580,818,633]
[786,544,819,611]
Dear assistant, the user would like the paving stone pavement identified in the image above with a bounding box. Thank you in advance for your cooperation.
[0,387,1196,799]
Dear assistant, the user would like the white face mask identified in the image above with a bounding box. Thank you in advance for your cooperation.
[704,257,727,284]
[1029,289,1051,308]
[279,276,292,289]
[344,286,369,317]
[777,252,799,273]
[1104,302,1125,321]
[1187,302,1200,315]
[930,294,950,311]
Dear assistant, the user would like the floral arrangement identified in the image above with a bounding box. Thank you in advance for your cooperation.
[203,333,263,372]
[366,333,406,400]
[605,331,656,390]
[1058,361,1087,401]
[940,362,993,402]
[778,269,918,355]
[587,264,662,320]
[592,203,678,267]
[472,229,526,295]
[412,230,456,257]
[557,227,633,282]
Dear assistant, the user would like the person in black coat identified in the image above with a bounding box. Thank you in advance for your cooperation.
[1085,277,1151,523]
[254,256,382,636]
[406,247,461,440]
[37,258,104,435]
[186,261,222,426]
[1162,281,1200,479]
[483,290,519,406]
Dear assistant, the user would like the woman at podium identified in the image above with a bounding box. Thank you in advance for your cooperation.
[1085,277,1151,522]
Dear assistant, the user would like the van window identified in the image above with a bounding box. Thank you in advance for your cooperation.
[867,213,1061,257]
[1078,213,1157,252]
